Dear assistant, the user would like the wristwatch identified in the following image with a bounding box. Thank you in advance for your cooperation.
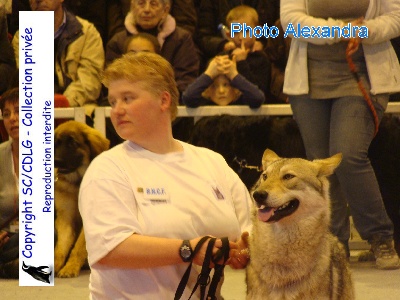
[179,240,193,262]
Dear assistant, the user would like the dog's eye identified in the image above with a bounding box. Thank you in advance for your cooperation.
[262,173,267,181]
[282,173,295,180]
[67,137,78,148]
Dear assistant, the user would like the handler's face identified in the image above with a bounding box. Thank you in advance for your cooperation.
[108,79,162,141]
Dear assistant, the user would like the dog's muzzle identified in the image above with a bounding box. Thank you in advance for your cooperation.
[252,190,300,223]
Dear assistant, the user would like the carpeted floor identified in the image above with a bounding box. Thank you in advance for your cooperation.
[1,252,399,299]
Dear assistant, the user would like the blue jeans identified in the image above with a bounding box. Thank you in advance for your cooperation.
[289,95,394,244]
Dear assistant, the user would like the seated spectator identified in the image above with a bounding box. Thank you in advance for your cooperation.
[195,0,280,62]
[182,55,265,108]
[107,0,197,41]
[0,88,19,279]
[12,0,104,115]
[124,32,161,54]
[10,0,108,44]
[0,5,16,95]
[223,5,271,101]
[105,0,199,98]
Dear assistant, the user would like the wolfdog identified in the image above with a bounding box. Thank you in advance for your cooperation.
[246,149,354,300]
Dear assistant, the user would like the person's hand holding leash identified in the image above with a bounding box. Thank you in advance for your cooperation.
[190,236,237,268]
[341,17,364,56]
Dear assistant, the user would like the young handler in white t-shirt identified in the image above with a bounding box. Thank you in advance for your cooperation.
[79,52,252,299]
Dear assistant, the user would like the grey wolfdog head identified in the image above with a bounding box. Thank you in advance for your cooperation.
[251,149,342,225]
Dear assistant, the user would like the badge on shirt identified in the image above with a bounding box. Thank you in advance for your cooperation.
[137,186,170,204]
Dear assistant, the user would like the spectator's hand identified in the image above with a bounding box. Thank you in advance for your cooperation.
[204,57,222,79]
[227,232,250,269]
[222,56,239,80]
[252,40,264,52]
[231,40,250,61]
[223,41,236,52]
[0,231,9,249]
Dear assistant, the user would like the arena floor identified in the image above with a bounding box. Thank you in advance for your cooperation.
[1,250,400,300]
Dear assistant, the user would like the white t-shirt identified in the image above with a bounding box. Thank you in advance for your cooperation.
[79,140,252,299]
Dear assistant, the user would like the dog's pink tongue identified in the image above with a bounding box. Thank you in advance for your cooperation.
[258,208,275,222]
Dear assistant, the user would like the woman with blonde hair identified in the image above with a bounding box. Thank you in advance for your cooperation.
[79,52,251,299]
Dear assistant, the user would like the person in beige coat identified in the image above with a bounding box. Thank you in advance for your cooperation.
[13,0,104,112]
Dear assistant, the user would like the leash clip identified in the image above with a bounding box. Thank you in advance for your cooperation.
[233,156,263,172]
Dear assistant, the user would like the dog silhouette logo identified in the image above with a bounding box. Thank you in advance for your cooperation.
[22,261,52,284]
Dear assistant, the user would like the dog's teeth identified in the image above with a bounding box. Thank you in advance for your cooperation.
[278,203,289,210]
[259,205,266,210]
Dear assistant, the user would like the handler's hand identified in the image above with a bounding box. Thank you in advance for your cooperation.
[190,237,238,268]
[227,232,250,269]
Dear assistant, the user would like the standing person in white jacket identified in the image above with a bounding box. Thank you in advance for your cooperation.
[281,0,400,269]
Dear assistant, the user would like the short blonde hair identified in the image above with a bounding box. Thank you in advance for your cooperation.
[226,5,259,26]
[102,52,179,121]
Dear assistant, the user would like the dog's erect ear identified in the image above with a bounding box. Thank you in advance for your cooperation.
[262,149,281,170]
[83,126,110,160]
[314,153,342,177]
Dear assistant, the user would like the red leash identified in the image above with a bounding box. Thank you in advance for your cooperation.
[346,39,379,137]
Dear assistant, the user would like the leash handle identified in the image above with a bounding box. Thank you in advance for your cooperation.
[174,236,230,300]
[197,238,216,300]
[175,236,211,300]
[207,237,230,300]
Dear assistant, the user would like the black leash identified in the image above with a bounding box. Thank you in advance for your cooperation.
[175,236,230,300]
[206,238,230,300]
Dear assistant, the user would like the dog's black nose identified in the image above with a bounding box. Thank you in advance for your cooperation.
[253,190,268,205]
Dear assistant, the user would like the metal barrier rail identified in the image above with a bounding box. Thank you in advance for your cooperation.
[4,103,398,136]
[93,104,295,135]
[54,107,86,123]
[0,107,86,123]
[93,102,400,137]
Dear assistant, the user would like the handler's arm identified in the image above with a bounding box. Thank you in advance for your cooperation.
[97,235,229,269]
